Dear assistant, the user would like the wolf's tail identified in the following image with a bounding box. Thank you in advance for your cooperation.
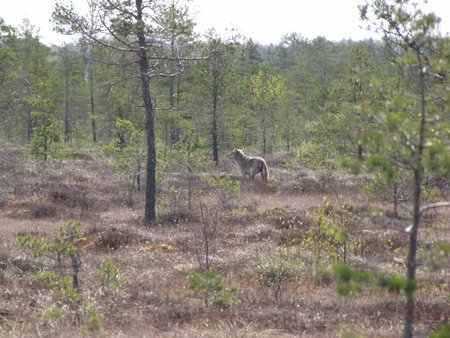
[261,160,269,183]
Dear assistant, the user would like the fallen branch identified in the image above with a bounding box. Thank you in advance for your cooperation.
[419,201,450,216]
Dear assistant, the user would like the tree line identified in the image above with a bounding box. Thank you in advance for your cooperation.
[0,7,390,155]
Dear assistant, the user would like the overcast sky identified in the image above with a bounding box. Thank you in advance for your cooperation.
[1,0,449,46]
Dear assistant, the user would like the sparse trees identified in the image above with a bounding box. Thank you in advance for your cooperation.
[192,33,238,165]
[52,0,194,223]
[158,0,196,145]
[0,20,17,139]
[55,44,85,143]
[15,21,54,141]
[250,67,286,154]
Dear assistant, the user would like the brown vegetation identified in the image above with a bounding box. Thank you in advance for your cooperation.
[0,146,449,337]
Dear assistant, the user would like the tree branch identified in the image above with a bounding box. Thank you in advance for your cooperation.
[419,201,450,216]
[55,4,136,53]
[97,12,136,50]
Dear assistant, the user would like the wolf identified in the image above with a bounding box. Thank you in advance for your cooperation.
[229,148,269,183]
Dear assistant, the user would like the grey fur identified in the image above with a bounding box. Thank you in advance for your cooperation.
[229,148,269,183]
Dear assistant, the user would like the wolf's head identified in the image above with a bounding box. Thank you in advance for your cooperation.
[229,148,244,159]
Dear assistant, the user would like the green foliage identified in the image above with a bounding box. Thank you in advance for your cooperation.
[17,233,48,258]
[425,143,450,177]
[361,173,387,196]
[254,246,302,303]
[51,222,80,257]
[333,263,373,296]
[302,199,357,263]
[84,304,101,332]
[34,272,79,301]
[425,241,450,272]
[250,67,285,108]
[103,118,145,173]
[186,268,238,308]
[310,111,352,159]
[250,67,286,153]
[341,156,362,175]
[339,326,365,338]
[202,174,240,209]
[421,185,442,203]
[266,179,281,192]
[43,304,63,321]
[430,324,450,338]
[17,221,105,330]
[103,118,145,204]
[18,221,81,300]
[29,111,63,160]
[378,275,417,295]
[284,141,326,169]
[176,117,207,161]
[0,21,16,83]
[311,265,333,284]
[332,264,418,298]
[158,117,210,172]
[362,170,410,217]
[100,261,126,295]
[366,154,398,184]
[18,222,80,260]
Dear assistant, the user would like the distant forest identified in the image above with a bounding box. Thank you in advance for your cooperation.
[1,7,393,162]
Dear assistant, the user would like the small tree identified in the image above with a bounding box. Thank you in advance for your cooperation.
[18,221,82,295]
[103,118,145,206]
[359,1,450,336]
[29,111,62,161]
[250,67,286,154]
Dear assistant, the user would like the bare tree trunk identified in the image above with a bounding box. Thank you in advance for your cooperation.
[64,75,72,143]
[212,74,219,166]
[27,107,33,140]
[136,0,156,224]
[393,183,399,219]
[90,70,97,143]
[43,115,48,161]
[24,72,33,140]
[262,112,267,154]
[357,144,364,161]
[168,38,180,145]
[404,52,426,338]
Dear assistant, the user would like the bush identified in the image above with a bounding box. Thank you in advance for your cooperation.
[254,246,302,303]
[202,174,240,210]
[186,268,239,308]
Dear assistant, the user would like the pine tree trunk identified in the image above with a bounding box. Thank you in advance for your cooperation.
[136,0,156,224]
[404,52,427,338]
[90,71,97,143]
[262,113,267,154]
[64,78,71,143]
[212,75,219,166]
[27,107,33,141]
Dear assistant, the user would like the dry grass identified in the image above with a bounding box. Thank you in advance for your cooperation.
[0,145,449,338]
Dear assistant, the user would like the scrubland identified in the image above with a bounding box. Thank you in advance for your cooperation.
[0,145,449,337]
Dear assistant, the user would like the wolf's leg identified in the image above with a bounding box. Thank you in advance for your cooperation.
[240,168,247,182]
[249,167,256,183]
